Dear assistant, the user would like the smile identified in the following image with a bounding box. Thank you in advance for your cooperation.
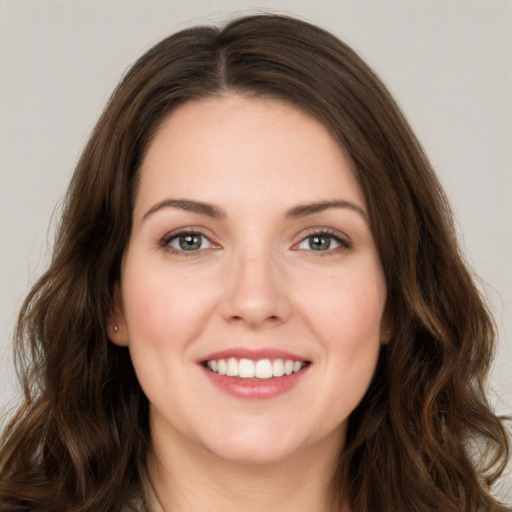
[204,358,308,379]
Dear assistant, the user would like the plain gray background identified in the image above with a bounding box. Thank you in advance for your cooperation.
[1,1,511,494]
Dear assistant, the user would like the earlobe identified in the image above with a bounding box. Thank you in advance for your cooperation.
[380,303,394,344]
[380,328,392,345]
[107,282,129,346]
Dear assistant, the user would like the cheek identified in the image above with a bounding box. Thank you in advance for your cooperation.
[120,265,214,400]
[124,277,178,344]
[298,265,385,401]
[122,260,217,346]
[300,266,386,345]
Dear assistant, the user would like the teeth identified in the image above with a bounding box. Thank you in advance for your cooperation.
[284,360,294,375]
[217,359,227,375]
[255,359,273,379]
[272,359,285,377]
[205,358,306,379]
[226,357,238,376]
[239,358,255,378]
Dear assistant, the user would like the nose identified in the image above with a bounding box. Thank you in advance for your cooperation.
[220,248,292,329]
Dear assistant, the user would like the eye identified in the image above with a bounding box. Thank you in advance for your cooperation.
[298,234,339,251]
[296,231,350,252]
[163,232,213,252]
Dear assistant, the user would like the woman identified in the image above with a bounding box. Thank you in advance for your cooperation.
[0,14,509,512]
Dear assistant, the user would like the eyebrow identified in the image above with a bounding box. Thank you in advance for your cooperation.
[142,198,368,223]
[286,200,369,223]
[142,198,225,221]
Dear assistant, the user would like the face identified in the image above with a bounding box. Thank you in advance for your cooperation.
[109,94,390,465]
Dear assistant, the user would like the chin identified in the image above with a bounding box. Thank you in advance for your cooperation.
[207,441,299,466]
[199,422,306,466]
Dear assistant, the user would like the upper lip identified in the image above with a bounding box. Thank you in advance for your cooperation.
[199,347,310,363]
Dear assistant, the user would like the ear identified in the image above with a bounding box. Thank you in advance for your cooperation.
[107,282,129,346]
[379,302,394,345]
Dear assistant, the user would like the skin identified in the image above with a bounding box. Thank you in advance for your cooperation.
[109,94,390,512]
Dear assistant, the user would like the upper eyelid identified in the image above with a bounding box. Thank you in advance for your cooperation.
[159,228,217,250]
[296,226,351,242]
[161,226,213,240]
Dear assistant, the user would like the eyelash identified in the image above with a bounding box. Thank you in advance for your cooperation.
[158,228,352,255]
[158,229,214,256]
[295,228,352,253]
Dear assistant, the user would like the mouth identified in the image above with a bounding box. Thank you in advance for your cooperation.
[199,348,311,399]
[202,357,309,380]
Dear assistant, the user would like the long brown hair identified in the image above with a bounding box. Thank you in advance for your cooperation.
[1,14,509,512]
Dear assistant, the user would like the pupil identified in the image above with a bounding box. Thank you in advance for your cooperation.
[179,234,201,250]
[310,236,330,251]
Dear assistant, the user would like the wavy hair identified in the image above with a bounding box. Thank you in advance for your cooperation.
[1,14,509,512]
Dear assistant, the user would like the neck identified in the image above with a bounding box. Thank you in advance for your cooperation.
[147,425,349,512]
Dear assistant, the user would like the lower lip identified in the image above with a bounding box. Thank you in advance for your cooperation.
[201,365,309,400]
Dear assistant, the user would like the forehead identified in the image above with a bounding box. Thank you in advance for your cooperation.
[135,94,366,218]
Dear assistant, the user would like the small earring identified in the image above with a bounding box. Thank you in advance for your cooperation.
[113,325,119,332]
